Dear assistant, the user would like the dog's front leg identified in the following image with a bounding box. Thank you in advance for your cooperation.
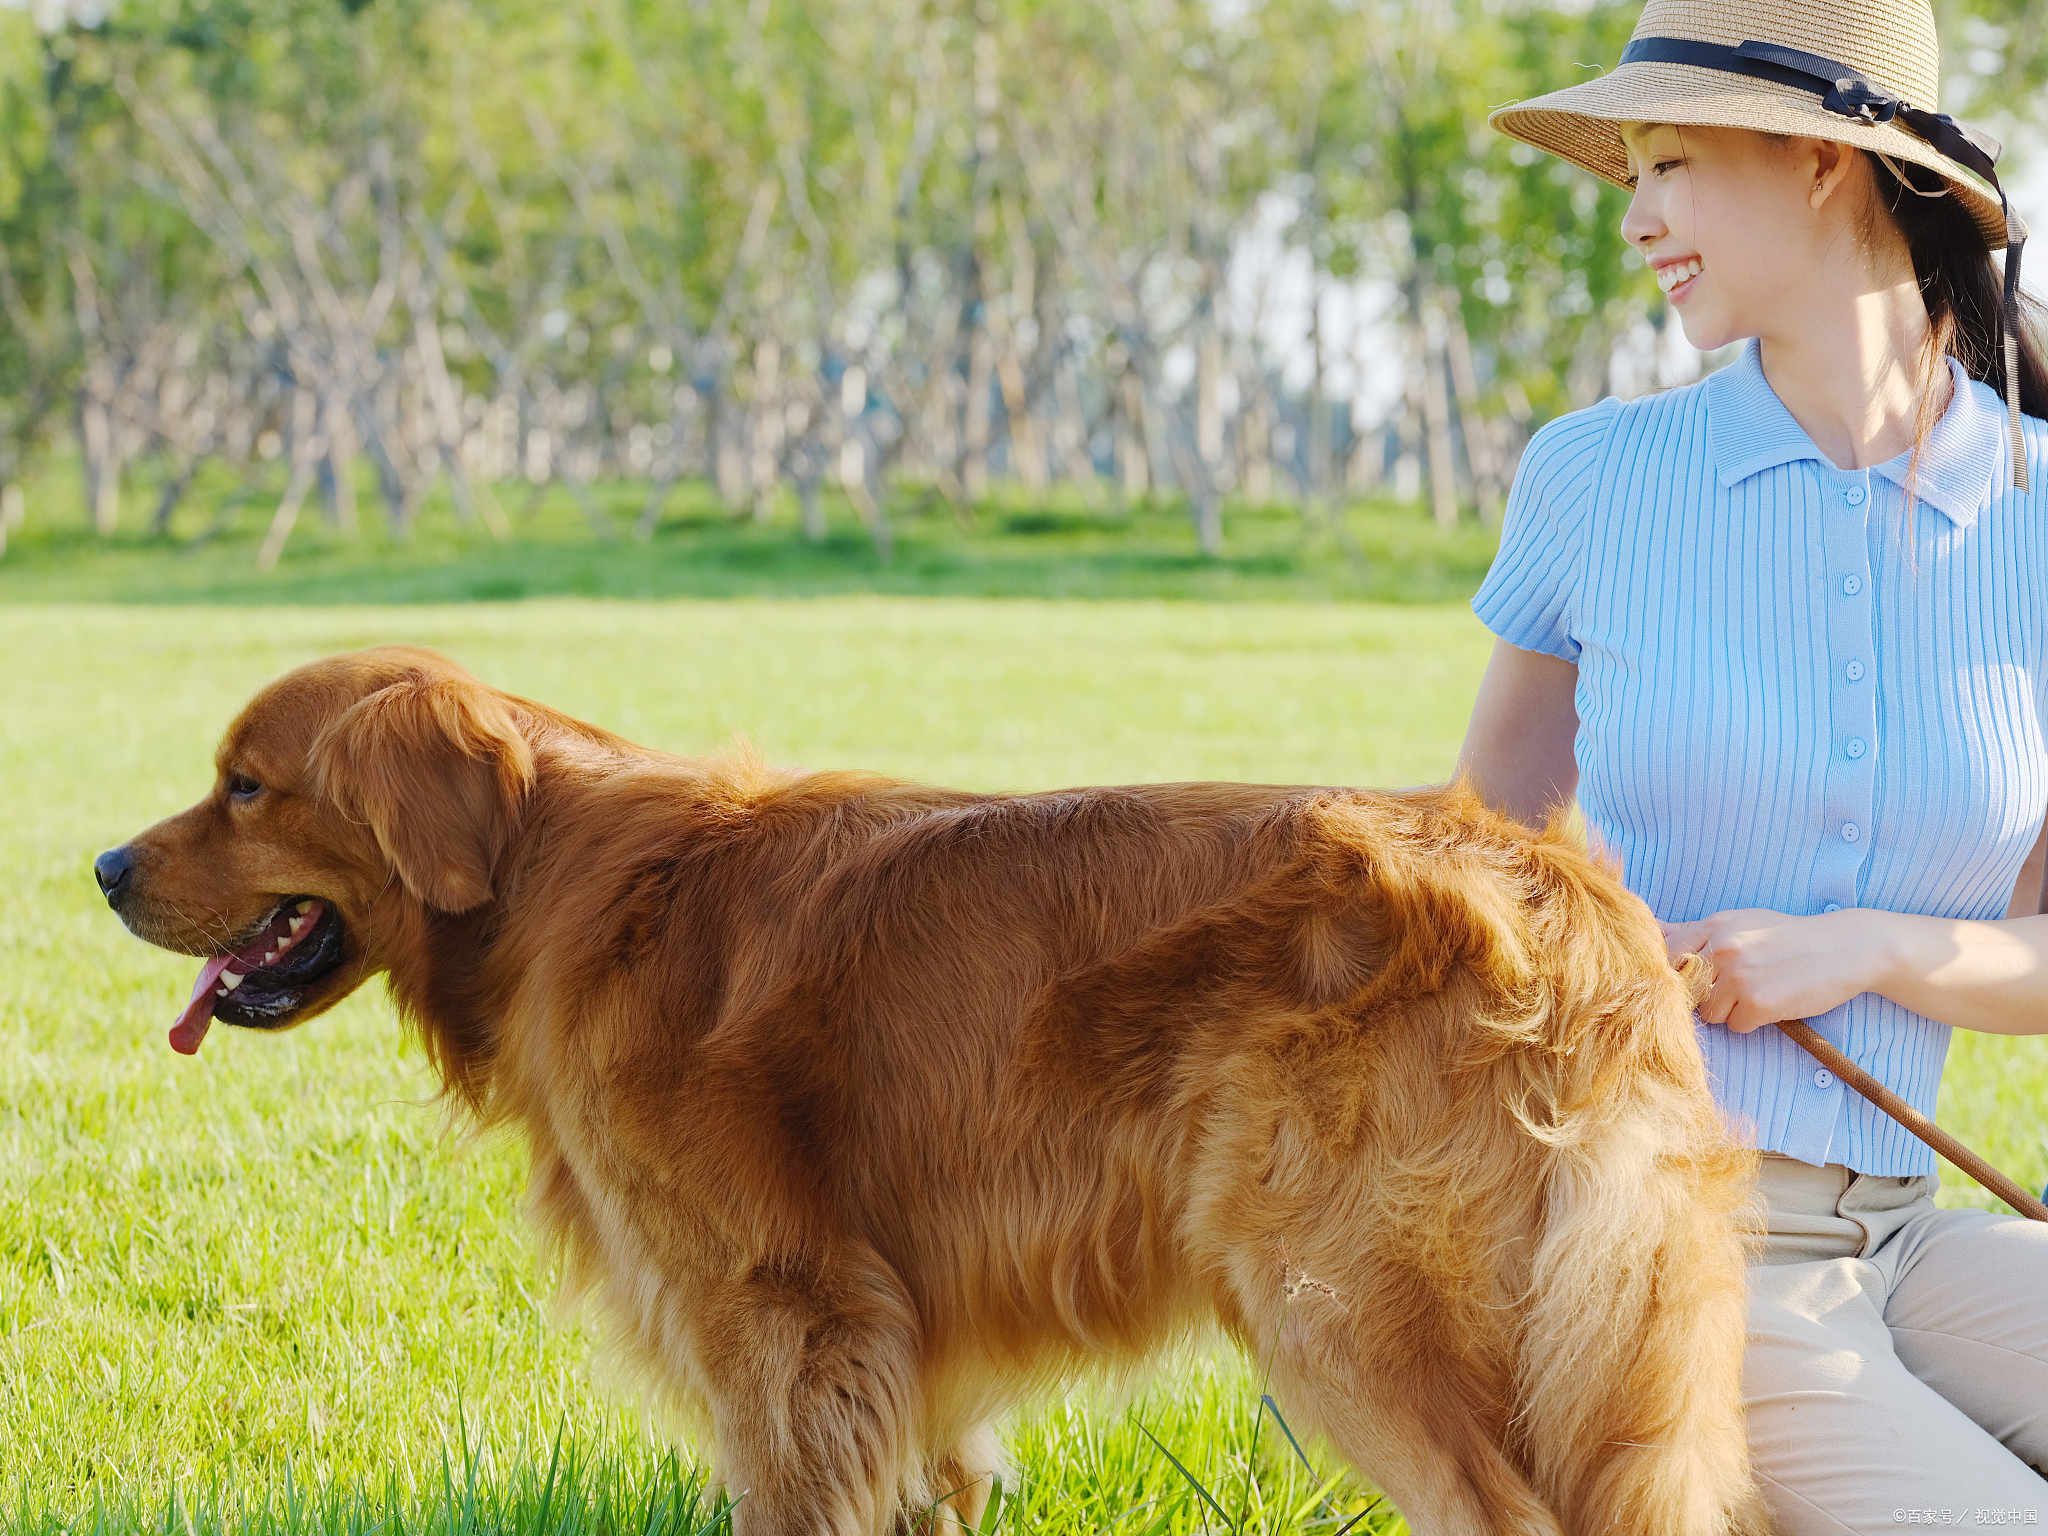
[693,1243,926,1536]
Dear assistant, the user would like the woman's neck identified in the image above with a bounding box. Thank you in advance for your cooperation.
[1756,269,1948,471]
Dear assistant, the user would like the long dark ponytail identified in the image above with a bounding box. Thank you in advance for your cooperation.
[1870,151,2048,434]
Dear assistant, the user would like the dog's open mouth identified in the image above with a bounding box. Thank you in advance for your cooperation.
[169,898,347,1055]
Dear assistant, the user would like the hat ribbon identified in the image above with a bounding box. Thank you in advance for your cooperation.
[1620,35,2031,489]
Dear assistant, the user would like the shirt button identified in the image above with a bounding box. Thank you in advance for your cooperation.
[1822,903,1843,913]
[1845,659,1866,681]
[1841,822,1860,843]
[1813,1069,1836,1088]
[1842,574,1864,596]
[1845,487,1866,506]
[1846,737,1867,759]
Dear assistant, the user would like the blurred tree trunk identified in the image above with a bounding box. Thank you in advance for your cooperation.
[1420,290,1458,529]
[1443,289,1502,525]
[1194,321,1224,556]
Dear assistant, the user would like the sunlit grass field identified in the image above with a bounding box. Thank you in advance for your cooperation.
[4,595,2045,1534]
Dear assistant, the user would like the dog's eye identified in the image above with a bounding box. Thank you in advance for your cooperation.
[227,775,263,801]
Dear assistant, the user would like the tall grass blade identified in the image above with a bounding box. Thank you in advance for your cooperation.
[1131,1419,1231,1530]
[1330,1498,1386,1536]
[1259,1395,1385,1536]
[1260,1396,1320,1486]
[913,1477,988,1534]
[689,1491,741,1536]
[530,1424,566,1536]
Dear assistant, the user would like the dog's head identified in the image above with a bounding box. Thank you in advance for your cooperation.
[95,646,534,1054]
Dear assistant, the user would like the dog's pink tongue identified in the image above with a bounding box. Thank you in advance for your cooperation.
[170,955,234,1056]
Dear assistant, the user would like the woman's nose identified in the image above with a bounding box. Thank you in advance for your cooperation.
[1619,184,1664,250]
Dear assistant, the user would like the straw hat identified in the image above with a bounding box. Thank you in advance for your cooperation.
[1490,0,2032,488]
[1489,0,2010,253]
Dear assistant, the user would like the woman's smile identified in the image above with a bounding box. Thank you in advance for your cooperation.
[1654,254,1704,300]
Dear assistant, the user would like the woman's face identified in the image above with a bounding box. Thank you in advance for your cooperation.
[1618,124,1835,353]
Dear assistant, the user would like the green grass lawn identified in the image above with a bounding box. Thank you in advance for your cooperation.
[3,500,2045,1534]
[0,468,1499,607]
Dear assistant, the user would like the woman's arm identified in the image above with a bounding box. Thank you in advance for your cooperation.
[1456,640,1580,827]
[1664,810,2048,1038]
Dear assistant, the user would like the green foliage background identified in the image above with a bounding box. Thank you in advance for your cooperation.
[2,0,2042,524]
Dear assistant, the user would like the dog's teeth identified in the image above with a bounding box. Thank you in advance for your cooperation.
[221,971,245,991]
[295,901,313,915]
[289,917,307,936]
[262,950,277,965]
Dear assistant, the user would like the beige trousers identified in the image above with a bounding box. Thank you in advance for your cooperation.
[1747,1154,2048,1533]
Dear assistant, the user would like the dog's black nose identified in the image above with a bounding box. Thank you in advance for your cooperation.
[94,846,135,905]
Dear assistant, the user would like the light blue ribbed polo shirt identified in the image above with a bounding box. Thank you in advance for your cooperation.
[1475,339,2048,1174]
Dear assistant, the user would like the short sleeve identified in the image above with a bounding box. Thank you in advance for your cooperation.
[2032,417,2048,741]
[1471,398,1618,663]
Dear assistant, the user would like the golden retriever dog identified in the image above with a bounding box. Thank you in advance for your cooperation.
[95,646,1765,1536]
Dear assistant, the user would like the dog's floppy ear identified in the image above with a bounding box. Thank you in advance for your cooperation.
[311,671,536,913]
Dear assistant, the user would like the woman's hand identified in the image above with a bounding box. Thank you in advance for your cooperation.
[1659,908,1894,1033]
[1663,904,2048,1037]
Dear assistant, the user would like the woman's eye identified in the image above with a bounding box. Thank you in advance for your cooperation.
[1653,159,1681,177]
[228,776,263,800]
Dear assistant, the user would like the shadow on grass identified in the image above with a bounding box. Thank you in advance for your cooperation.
[0,472,1499,607]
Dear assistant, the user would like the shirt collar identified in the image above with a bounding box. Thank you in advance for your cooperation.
[1706,339,2006,527]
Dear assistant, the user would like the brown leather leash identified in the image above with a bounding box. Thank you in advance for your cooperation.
[1777,1018,2048,1222]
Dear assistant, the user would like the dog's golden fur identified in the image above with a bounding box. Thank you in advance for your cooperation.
[105,647,1766,1536]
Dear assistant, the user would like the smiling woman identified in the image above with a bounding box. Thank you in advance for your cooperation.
[1469,0,2048,1528]
[1605,117,2041,479]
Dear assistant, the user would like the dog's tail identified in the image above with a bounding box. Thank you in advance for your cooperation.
[1196,789,1766,1534]
[1326,789,1769,1534]
[1507,855,1769,1536]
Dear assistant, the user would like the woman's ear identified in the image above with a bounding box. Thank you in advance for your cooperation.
[310,672,536,913]
[1810,137,1856,210]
